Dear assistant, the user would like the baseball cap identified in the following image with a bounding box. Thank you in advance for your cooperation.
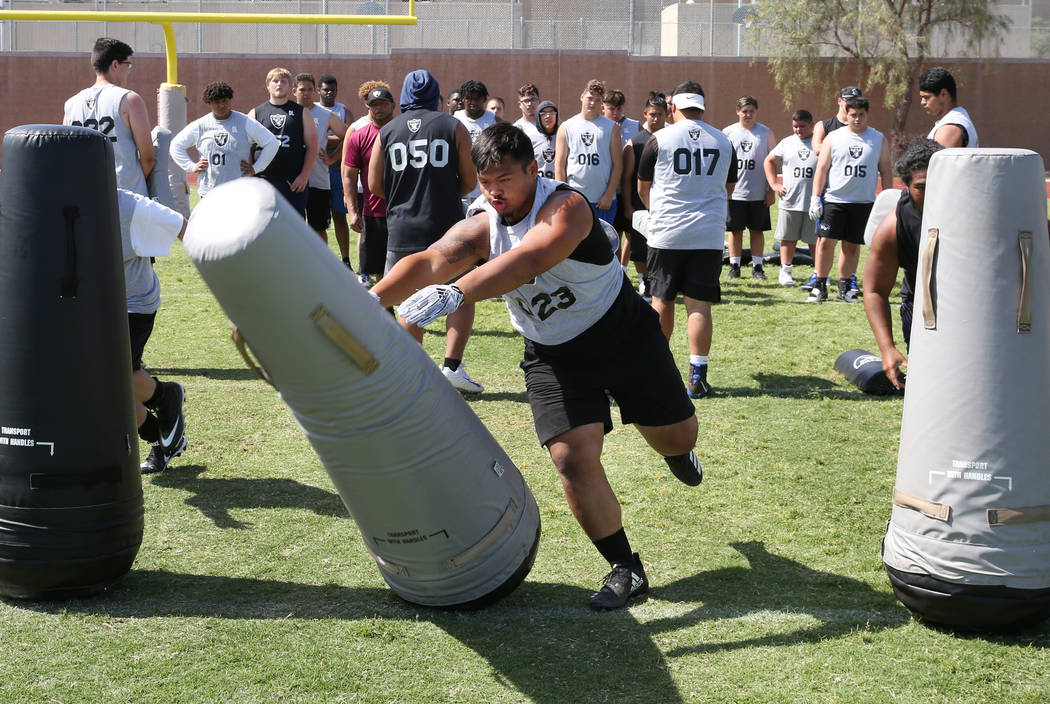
[366,87,394,104]
[671,92,706,111]
[839,86,862,99]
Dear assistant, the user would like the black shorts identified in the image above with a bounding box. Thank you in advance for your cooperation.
[307,187,333,232]
[817,202,872,245]
[128,312,156,372]
[521,279,695,446]
[361,215,389,276]
[726,199,771,232]
[646,248,722,303]
[628,230,648,263]
[613,197,630,232]
[260,175,307,217]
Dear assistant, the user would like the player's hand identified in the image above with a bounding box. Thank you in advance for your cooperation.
[597,194,614,211]
[291,174,309,192]
[772,183,787,197]
[623,204,634,221]
[194,158,208,173]
[808,195,823,221]
[240,160,255,176]
[882,347,907,390]
[399,284,464,327]
[348,212,363,233]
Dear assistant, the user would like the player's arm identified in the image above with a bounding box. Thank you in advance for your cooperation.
[553,125,569,183]
[245,118,280,175]
[877,138,893,192]
[454,122,477,197]
[811,140,832,201]
[454,190,594,303]
[764,152,785,197]
[636,132,657,209]
[323,113,348,166]
[123,91,156,180]
[367,133,386,199]
[597,124,622,210]
[725,143,739,199]
[170,122,203,174]
[932,123,966,148]
[863,210,906,389]
[763,129,777,206]
[620,142,635,219]
[371,215,491,307]
[811,120,827,155]
[292,112,318,192]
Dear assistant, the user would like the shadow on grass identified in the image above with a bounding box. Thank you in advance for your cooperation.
[149,464,347,529]
[469,391,530,404]
[709,373,901,401]
[149,367,259,381]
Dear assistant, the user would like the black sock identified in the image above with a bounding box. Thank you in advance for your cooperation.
[593,528,633,566]
[138,412,160,444]
[443,358,461,372]
[144,378,165,410]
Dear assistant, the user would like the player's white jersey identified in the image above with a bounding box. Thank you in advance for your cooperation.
[470,178,623,346]
[928,106,979,148]
[170,111,278,197]
[64,84,148,196]
[722,122,771,201]
[534,131,557,180]
[618,117,640,148]
[561,114,616,203]
[307,104,333,189]
[325,101,348,124]
[824,126,884,204]
[455,109,497,200]
[768,134,817,211]
[643,119,734,250]
[514,117,548,159]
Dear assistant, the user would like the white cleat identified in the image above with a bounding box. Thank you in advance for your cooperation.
[442,364,484,394]
[779,267,795,286]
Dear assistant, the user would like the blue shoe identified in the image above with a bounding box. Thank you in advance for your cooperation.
[849,273,861,296]
[800,272,819,291]
[687,364,711,399]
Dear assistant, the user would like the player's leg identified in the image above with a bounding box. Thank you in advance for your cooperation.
[748,201,771,280]
[838,240,861,301]
[329,169,351,263]
[442,303,483,393]
[645,247,680,340]
[129,313,186,474]
[725,200,746,279]
[684,296,712,398]
[776,209,799,286]
[306,187,332,244]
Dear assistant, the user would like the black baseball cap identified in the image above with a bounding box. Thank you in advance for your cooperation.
[366,87,394,104]
[839,86,862,99]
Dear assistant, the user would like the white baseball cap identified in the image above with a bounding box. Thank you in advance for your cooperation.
[672,93,706,111]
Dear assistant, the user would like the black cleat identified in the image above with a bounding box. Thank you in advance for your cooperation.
[141,435,187,475]
[726,263,741,280]
[751,264,767,281]
[155,382,186,455]
[665,450,703,486]
[589,553,649,610]
[687,364,711,399]
[806,284,828,303]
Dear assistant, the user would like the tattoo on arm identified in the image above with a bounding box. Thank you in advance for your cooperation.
[434,219,487,265]
[437,234,479,265]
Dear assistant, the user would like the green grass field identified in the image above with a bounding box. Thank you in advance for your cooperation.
[2,199,1048,703]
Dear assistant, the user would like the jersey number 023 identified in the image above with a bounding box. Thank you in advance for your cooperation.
[389,138,450,171]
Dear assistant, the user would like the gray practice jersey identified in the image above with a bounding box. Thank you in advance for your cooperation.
[117,189,184,313]
[824,126,884,204]
[170,111,279,197]
[561,114,617,203]
[534,131,557,179]
[455,109,497,200]
[469,177,623,346]
[64,84,148,196]
[514,117,549,160]
[722,122,772,201]
[768,134,817,211]
[307,104,333,189]
[618,117,640,148]
[638,119,735,250]
[927,106,979,148]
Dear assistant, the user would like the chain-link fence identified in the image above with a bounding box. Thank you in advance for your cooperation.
[1,0,1048,57]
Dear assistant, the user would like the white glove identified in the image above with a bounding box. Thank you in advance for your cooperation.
[399,284,464,327]
[808,195,823,221]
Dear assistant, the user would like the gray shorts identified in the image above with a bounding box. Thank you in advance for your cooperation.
[775,208,817,245]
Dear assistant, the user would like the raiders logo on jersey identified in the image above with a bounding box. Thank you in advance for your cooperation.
[542,148,555,163]
[581,132,594,147]
[86,97,97,110]
[688,127,702,140]
[214,132,230,147]
[849,144,864,158]
[407,118,422,133]
[798,146,811,160]
[270,114,286,130]
[740,140,753,153]
[469,128,480,141]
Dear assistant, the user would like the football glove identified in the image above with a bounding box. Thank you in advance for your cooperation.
[399,284,464,327]
[808,195,823,221]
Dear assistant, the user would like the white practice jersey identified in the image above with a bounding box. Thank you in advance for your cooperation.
[722,122,771,201]
[928,106,979,148]
[514,117,548,158]
[325,101,348,124]
[307,104,333,189]
[561,114,616,203]
[170,111,278,197]
[64,84,148,196]
[456,109,497,200]
[640,119,734,250]
[768,134,817,211]
[469,178,623,346]
[618,117,640,148]
[534,131,557,179]
[824,126,884,204]
[118,189,183,313]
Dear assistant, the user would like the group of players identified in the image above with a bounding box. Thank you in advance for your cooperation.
[61,35,977,610]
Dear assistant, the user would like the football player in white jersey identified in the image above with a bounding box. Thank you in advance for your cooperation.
[723,96,776,281]
[513,83,547,156]
[486,97,506,121]
[319,74,355,268]
[763,109,818,286]
[807,96,892,303]
[621,92,668,298]
[918,67,979,149]
[454,79,498,205]
[638,82,736,400]
[295,74,349,245]
[554,79,623,228]
[170,82,280,199]
[63,38,155,196]
[371,123,702,610]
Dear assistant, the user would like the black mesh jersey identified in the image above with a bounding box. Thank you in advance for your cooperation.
[253,101,308,182]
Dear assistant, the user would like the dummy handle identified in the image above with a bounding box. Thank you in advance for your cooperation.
[921,227,939,330]
[988,504,1050,527]
[230,324,275,388]
[445,498,519,570]
[1018,230,1033,334]
[310,305,379,375]
[60,206,80,298]
[893,487,950,522]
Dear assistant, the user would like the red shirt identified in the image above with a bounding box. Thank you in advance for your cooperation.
[344,121,386,217]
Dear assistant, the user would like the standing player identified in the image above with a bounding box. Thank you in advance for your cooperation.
[248,67,318,217]
[533,101,559,179]
[807,96,892,303]
[513,83,547,156]
[64,37,155,196]
[454,80,498,208]
[447,90,464,116]
[602,89,640,148]
[371,123,702,610]
[638,82,736,399]
[763,109,818,286]
[485,97,506,121]
[294,73,348,244]
[170,82,279,199]
[555,79,623,227]
[723,96,776,281]
[812,86,861,156]
[621,92,668,300]
[319,74,355,267]
[343,86,395,286]
[367,69,484,393]
[919,67,979,148]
